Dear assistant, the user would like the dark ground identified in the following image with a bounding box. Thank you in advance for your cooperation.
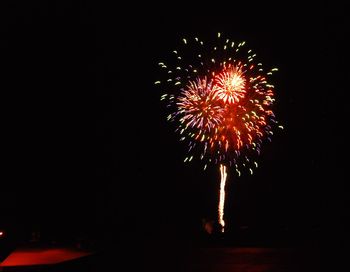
[0,238,337,272]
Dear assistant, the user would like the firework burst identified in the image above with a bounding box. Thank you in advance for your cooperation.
[177,77,224,133]
[156,32,282,231]
[157,33,280,174]
[213,65,246,104]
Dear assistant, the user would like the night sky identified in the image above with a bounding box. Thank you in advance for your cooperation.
[1,3,347,247]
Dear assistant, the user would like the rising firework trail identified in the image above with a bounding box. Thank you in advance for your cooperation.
[219,164,228,231]
[156,32,282,232]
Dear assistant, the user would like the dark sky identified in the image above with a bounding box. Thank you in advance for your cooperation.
[1,2,347,245]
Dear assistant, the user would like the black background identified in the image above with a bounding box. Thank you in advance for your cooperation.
[1,2,347,249]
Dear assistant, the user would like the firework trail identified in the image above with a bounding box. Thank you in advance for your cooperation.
[219,164,228,230]
[156,33,282,232]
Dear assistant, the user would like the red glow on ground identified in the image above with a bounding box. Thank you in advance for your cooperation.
[0,247,93,267]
